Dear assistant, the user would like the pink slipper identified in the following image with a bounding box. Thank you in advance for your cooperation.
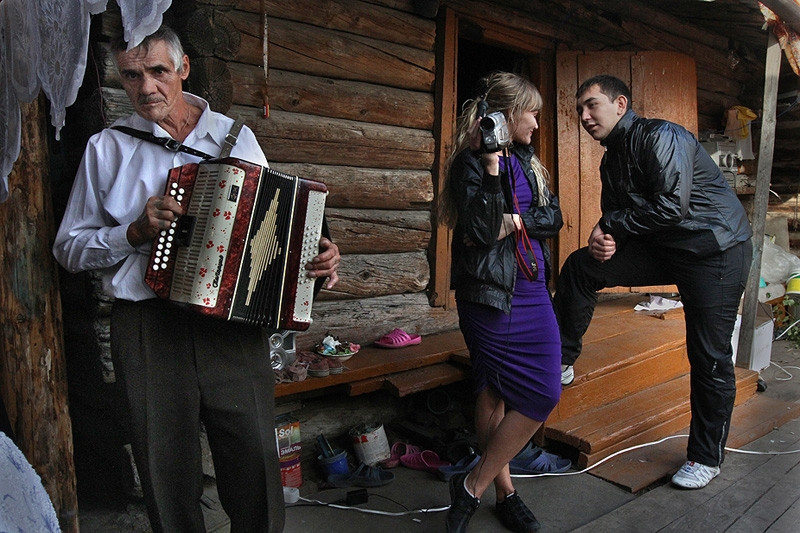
[374,328,422,349]
[381,441,421,469]
[400,449,451,473]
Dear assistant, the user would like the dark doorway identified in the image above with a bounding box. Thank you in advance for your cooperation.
[456,39,533,117]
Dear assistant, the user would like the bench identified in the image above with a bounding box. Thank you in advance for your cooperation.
[275,329,469,399]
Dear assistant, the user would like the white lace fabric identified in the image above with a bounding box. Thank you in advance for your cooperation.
[0,0,172,203]
[0,432,61,532]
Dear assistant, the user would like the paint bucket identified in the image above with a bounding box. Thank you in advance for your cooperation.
[318,449,349,477]
[786,269,800,295]
[275,415,302,487]
[349,422,391,466]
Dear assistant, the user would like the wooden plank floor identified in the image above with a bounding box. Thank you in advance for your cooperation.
[573,416,800,533]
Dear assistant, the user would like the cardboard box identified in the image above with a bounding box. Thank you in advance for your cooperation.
[274,415,302,487]
[731,305,774,372]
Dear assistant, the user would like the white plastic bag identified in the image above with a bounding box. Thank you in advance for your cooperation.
[760,236,800,284]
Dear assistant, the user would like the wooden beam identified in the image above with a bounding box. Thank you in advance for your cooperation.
[0,97,78,531]
[738,31,781,368]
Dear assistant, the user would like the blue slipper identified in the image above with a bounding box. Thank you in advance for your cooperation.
[327,462,395,488]
[437,453,481,481]
[509,445,571,474]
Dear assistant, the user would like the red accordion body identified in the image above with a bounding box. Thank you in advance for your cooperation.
[145,157,328,330]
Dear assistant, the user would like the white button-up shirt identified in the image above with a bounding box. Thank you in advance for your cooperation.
[53,93,268,301]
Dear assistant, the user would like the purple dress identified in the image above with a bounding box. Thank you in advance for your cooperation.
[457,154,562,422]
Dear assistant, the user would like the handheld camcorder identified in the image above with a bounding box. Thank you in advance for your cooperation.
[477,99,510,153]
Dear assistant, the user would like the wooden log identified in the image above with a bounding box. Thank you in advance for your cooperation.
[0,97,78,531]
[257,69,434,130]
[317,251,430,300]
[267,18,434,92]
[184,56,233,114]
[269,163,432,210]
[261,0,436,50]
[176,7,241,60]
[234,107,435,169]
[296,293,460,350]
[324,208,431,254]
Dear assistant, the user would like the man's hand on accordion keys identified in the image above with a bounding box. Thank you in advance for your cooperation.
[305,237,340,289]
[127,194,185,247]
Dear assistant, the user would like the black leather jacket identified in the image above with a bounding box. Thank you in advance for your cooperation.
[598,109,752,256]
[449,144,563,313]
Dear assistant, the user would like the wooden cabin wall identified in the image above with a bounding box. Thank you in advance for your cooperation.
[85,0,460,352]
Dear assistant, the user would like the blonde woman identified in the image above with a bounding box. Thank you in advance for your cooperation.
[440,71,563,533]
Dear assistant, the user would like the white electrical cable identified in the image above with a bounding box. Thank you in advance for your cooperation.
[769,360,800,381]
[296,496,449,516]
[293,426,800,515]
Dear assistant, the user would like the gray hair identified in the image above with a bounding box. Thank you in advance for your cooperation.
[112,25,186,74]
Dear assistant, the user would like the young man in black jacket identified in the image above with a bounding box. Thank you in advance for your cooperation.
[554,74,752,490]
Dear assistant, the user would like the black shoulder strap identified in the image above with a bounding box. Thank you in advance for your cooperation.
[110,126,214,160]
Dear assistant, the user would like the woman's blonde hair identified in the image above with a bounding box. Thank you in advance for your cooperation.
[439,72,549,228]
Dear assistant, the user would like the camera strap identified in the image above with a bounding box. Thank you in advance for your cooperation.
[505,151,539,282]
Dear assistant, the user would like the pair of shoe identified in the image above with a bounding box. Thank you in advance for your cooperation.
[327,462,395,488]
[446,475,541,533]
[561,365,574,386]
[297,351,343,378]
[509,442,571,474]
[381,441,421,468]
[400,449,451,474]
[671,460,720,489]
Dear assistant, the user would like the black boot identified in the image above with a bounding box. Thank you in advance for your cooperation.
[446,472,480,532]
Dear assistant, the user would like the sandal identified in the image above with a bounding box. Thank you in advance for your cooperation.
[438,452,481,481]
[327,462,395,488]
[400,449,451,473]
[381,441,421,469]
[509,446,571,474]
[374,328,422,349]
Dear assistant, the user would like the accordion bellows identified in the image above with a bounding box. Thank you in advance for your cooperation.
[145,157,328,330]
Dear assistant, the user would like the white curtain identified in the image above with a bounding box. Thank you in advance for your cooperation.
[0,0,172,203]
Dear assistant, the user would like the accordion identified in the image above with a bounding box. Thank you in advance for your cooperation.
[145,157,328,330]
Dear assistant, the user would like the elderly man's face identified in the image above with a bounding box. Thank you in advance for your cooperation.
[116,40,190,125]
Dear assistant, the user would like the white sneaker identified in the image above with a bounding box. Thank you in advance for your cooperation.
[561,365,574,386]
[671,461,720,489]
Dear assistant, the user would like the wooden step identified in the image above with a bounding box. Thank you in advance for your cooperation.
[346,362,468,397]
[384,363,468,397]
[585,394,800,493]
[548,303,689,424]
[550,343,689,424]
[545,368,761,468]
[275,329,466,398]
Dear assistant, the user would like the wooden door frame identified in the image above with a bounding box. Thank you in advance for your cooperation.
[429,7,555,308]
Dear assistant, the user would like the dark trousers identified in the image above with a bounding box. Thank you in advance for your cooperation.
[553,238,752,466]
[111,299,284,533]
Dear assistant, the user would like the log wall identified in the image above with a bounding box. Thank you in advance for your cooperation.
[93,0,447,351]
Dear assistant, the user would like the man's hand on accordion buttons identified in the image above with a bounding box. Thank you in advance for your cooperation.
[306,237,340,289]
[127,194,185,247]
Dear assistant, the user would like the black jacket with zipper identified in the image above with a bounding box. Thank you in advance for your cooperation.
[449,144,563,314]
[598,109,752,256]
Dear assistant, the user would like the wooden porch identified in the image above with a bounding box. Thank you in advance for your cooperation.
[277,294,800,493]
